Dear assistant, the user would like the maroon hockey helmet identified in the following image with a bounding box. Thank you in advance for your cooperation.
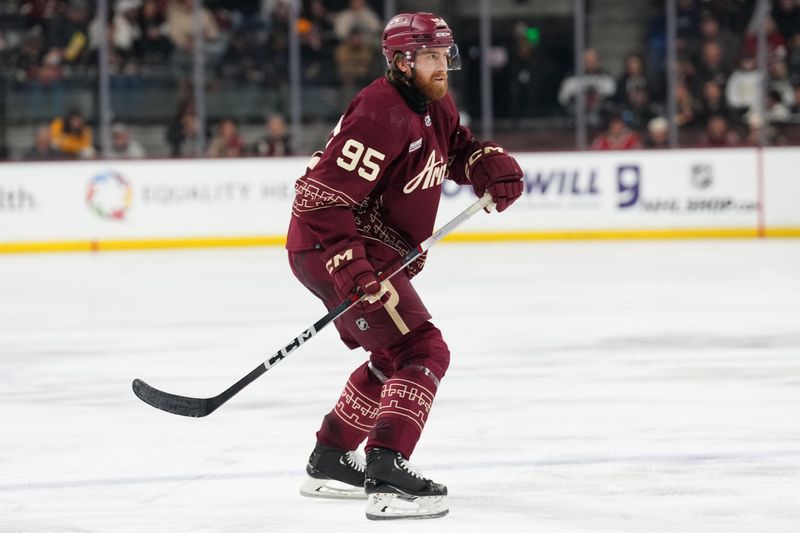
[382,13,461,70]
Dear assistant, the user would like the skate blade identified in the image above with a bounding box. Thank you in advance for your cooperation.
[365,492,449,520]
[300,477,367,500]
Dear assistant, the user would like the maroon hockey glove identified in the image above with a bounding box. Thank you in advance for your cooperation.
[322,240,389,312]
[465,142,524,212]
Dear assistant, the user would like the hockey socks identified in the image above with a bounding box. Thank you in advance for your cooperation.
[365,365,438,458]
[316,362,383,452]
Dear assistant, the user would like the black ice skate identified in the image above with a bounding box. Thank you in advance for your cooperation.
[364,447,448,520]
[299,442,367,500]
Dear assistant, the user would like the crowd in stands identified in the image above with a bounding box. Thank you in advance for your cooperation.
[20,104,292,160]
[569,0,800,150]
[5,0,372,160]
[6,0,383,84]
[4,0,800,159]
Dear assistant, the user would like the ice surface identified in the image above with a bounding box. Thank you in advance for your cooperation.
[1,241,799,532]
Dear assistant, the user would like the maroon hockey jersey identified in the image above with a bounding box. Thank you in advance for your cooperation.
[287,77,475,276]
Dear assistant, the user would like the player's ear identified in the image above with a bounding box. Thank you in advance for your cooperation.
[394,52,411,76]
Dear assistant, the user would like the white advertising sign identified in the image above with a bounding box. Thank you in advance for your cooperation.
[0,158,305,242]
[437,148,760,232]
[1,147,798,251]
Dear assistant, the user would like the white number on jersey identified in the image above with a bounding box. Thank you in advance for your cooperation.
[336,139,386,182]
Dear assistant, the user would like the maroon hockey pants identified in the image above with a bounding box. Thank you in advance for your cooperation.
[289,249,451,459]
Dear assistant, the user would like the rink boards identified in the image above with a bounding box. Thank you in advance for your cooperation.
[1,147,799,252]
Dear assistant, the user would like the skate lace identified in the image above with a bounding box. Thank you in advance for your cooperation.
[397,455,425,480]
[344,451,366,473]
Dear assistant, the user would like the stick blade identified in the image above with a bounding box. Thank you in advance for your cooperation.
[132,378,211,418]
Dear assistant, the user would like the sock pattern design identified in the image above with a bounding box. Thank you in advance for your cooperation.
[334,378,380,432]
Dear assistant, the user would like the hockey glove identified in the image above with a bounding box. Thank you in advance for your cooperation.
[322,240,390,312]
[465,142,524,212]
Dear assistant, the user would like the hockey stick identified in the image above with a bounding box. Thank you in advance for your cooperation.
[132,193,494,417]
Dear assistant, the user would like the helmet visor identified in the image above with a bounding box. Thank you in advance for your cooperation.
[414,44,461,71]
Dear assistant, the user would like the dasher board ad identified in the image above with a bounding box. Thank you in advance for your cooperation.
[2,147,799,249]
[437,148,761,234]
[0,158,305,242]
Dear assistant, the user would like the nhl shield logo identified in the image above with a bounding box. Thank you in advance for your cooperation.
[424,115,432,127]
[356,318,369,331]
[690,163,713,189]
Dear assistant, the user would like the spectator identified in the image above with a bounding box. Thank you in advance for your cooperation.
[88,0,141,74]
[787,34,800,81]
[13,27,52,84]
[20,0,52,29]
[591,112,641,150]
[134,0,173,65]
[225,0,261,27]
[264,1,290,89]
[558,48,616,125]
[166,98,205,156]
[218,30,263,83]
[745,113,763,145]
[744,112,784,145]
[166,0,220,58]
[267,0,291,31]
[695,41,729,93]
[508,21,548,118]
[743,16,786,61]
[298,20,330,85]
[693,15,741,73]
[702,114,739,147]
[769,59,795,107]
[23,125,62,160]
[298,2,338,86]
[676,0,701,42]
[253,114,293,156]
[615,53,650,106]
[334,27,374,88]
[726,56,762,117]
[622,85,659,131]
[333,0,382,45]
[696,80,732,124]
[773,0,800,41]
[166,0,219,48]
[676,55,698,89]
[50,109,94,158]
[39,0,89,68]
[766,88,792,123]
[109,123,146,158]
[674,80,697,127]
[305,0,336,44]
[207,118,245,157]
[644,116,670,148]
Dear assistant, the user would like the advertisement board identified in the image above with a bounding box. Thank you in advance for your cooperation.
[1,148,798,252]
[0,158,304,249]
[437,148,761,237]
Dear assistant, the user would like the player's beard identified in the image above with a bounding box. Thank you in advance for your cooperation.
[414,71,449,102]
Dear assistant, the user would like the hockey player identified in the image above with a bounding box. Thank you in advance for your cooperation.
[287,12,524,520]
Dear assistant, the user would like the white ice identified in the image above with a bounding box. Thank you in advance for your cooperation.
[1,240,799,533]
